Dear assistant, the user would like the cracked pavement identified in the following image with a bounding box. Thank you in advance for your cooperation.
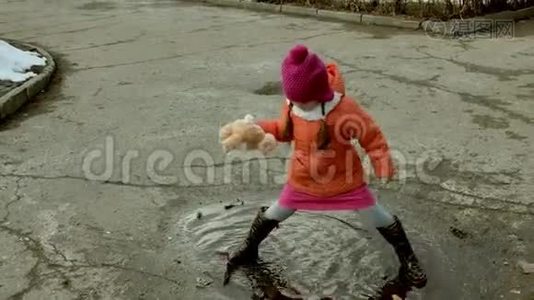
[1,0,534,299]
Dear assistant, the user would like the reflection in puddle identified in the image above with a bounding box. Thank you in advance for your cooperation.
[178,202,457,299]
[366,275,413,300]
[219,255,414,300]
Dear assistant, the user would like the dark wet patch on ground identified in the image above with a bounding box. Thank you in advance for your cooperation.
[0,153,24,167]
[516,84,534,102]
[366,32,391,39]
[77,1,116,10]
[284,23,307,30]
[512,51,534,58]
[517,51,534,57]
[516,94,533,101]
[445,58,532,81]
[458,92,533,124]
[519,82,534,89]
[452,40,477,51]
[471,114,510,129]
[449,226,470,239]
[505,130,528,141]
[330,57,532,125]
[415,46,533,81]
[136,1,189,9]
[254,81,282,96]
[463,62,533,81]
[340,22,421,39]
[424,158,521,187]
[332,58,438,92]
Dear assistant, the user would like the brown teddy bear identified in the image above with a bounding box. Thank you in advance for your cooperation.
[219,114,277,155]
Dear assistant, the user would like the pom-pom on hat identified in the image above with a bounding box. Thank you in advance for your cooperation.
[281,44,334,104]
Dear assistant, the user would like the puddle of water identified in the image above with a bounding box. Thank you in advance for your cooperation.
[77,1,117,10]
[341,22,421,39]
[457,92,534,124]
[134,1,190,9]
[471,114,510,129]
[254,81,282,96]
[505,130,528,141]
[176,201,461,299]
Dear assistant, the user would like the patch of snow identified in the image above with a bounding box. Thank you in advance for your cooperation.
[0,39,47,83]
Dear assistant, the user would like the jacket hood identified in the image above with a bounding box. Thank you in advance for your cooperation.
[326,62,346,95]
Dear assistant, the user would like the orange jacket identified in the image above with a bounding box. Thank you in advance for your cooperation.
[257,63,395,197]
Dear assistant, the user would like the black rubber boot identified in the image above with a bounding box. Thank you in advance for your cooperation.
[377,216,427,289]
[223,206,279,285]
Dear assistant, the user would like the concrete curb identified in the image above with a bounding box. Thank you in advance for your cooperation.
[0,42,56,121]
[193,0,421,30]
[191,0,534,33]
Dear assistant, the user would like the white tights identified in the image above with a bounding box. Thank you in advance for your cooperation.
[264,201,396,228]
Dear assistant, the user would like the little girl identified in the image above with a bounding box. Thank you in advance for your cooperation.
[223,44,427,290]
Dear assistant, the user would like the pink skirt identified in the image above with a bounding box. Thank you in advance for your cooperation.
[278,183,377,211]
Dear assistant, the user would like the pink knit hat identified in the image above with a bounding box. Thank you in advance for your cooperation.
[281,44,334,104]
